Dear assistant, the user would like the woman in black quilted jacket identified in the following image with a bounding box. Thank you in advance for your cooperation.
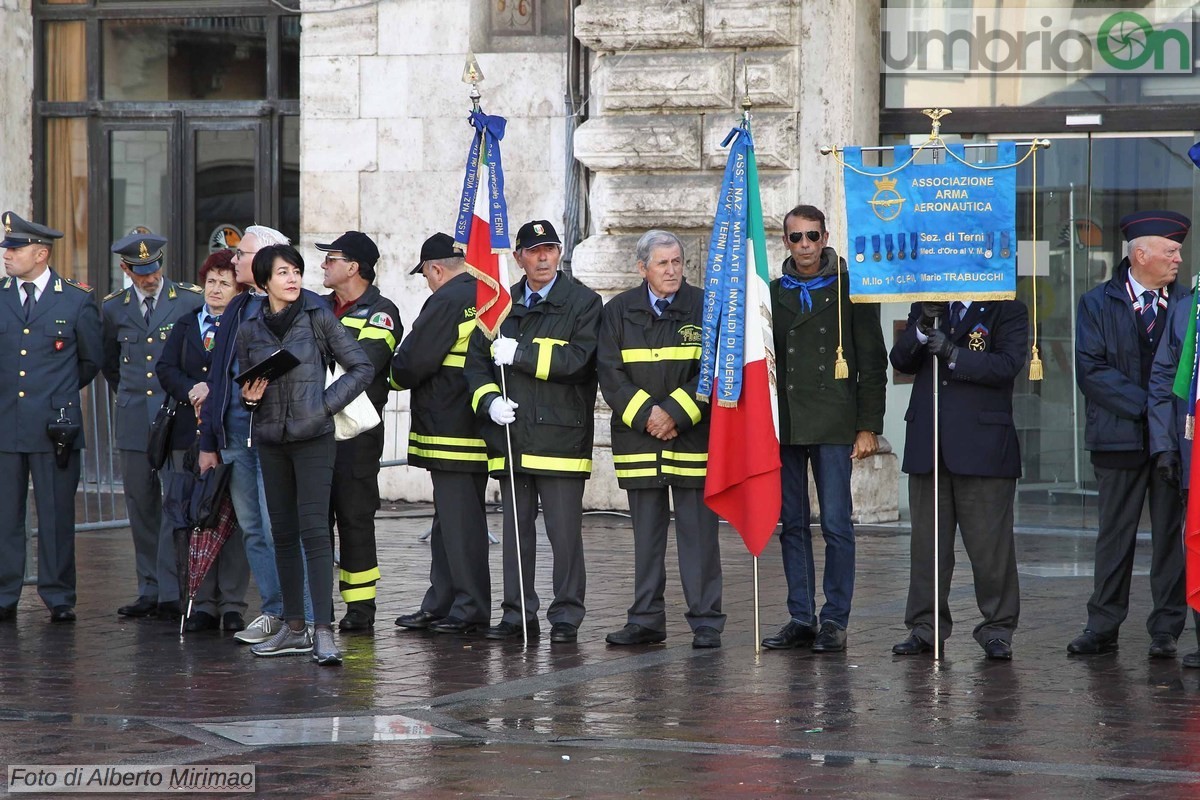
[236,244,372,666]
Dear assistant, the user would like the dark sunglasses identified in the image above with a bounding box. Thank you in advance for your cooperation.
[788,230,823,243]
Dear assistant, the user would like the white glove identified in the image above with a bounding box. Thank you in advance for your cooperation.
[488,397,519,426]
[492,336,518,367]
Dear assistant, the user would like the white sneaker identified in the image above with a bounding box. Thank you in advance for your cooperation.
[250,625,313,657]
[234,614,282,645]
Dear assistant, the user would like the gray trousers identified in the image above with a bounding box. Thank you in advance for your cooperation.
[626,486,725,633]
[498,474,586,627]
[0,451,80,609]
[121,449,180,603]
[421,470,491,625]
[906,467,1020,646]
[1088,463,1185,638]
[190,526,250,617]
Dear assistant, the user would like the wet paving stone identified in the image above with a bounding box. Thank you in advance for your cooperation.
[0,507,1198,797]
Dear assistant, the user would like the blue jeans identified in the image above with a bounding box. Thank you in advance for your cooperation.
[779,444,855,629]
[221,436,284,619]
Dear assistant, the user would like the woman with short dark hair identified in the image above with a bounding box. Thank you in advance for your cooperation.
[236,244,372,665]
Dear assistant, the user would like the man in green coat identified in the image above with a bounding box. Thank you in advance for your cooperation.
[761,204,887,654]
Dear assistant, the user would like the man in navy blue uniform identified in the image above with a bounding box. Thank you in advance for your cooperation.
[1070,210,1189,658]
[890,297,1028,660]
[0,211,102,623]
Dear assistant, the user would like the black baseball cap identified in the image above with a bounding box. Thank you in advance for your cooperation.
[315,231,380,269]
[514,220,561,251]
[411,232,462,275]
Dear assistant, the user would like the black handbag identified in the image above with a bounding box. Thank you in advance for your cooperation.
[190,463,233,530]
[147,398,180,471]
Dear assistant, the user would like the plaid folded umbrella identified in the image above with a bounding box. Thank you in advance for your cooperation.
[182,493,238,628]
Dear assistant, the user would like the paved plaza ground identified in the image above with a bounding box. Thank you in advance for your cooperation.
[1,503,1199,798]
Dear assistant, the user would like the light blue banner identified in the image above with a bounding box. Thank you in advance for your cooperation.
[841,142,1018,302]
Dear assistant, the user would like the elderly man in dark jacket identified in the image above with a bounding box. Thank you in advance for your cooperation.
[1070,210,1190,659]
[761,205,887,654]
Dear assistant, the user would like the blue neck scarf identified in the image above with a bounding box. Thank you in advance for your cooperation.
[780,274,836,311]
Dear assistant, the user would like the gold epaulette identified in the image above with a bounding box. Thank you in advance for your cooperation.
[103,288,125,302]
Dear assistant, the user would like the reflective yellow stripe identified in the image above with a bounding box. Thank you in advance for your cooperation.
[359,326,398,351]
[389,375,404,391]
[662,465,707,477]
[616,468,658,479]
[341,586,377,602]
[409,432,487,448]
[409,446,489,463]
[533,337,568,380]
[661,450,707,462]
[339,566,381,584]
[341,317,366,330]
[520,454,592,473]
[622,389,651,429]
[613,452,657,464]
[441,354,466,368]
[455,319,474,347]
[669,387,702,425]
[489,456,506,471]
[621,346,703,363]
[473,382,501,412]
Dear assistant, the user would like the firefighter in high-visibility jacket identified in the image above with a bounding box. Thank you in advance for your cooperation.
[463,220,601,644]
[390,232,492,635]
[317,231,401,632]
[597,230,726,649]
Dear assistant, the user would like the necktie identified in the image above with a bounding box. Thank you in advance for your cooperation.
[143,296,155,325]
[654,298,670,316]
[949,301,965,331]
[528,292,542,307]
[22,282,35,321]
[1141,290,1158,338]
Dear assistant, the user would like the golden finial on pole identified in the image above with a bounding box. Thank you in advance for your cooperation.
[922,108,952,138]
[463,54,484,111]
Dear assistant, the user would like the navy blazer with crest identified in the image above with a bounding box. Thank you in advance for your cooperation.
[890,299,1028,478]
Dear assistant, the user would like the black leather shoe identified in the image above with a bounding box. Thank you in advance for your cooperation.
[892,633,937,655]
[550,622,578,643]
[692,626,722,649]
[761,620,818,650]
[50,606,75,623]
[184,611,218,632]
[429,617,479,635]
[811,622,847,653]
[1067,629,1118,655]
[1183,650,1200,669]
[1148,633,1178,658]
[485,620,540,639]
[339,610,374,632]
[395,610,442,630]
[221,612,245,632]
[606,623,666,646]
[155,601,182,621]
[0,606,15,622]
[984,638,1013,660]
[118,597,156,617]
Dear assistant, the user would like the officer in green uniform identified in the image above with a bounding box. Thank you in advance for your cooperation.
[102,232,203,620]
[0,211,102,623]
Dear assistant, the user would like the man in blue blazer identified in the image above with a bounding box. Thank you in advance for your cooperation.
[889,297,1028,660]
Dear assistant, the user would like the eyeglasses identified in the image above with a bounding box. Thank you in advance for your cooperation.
[788,230,824,243]
[234,249,258,260]
[322,255,351,265]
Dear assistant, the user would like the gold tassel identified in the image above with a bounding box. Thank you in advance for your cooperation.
[834,346,849,379]
[1028,344,1043,381]
[1187,414,1195,442]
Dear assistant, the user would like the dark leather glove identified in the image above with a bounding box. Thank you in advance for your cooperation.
[918,302,945,333]
[926,328,959,364]
[1155,451,1181,488]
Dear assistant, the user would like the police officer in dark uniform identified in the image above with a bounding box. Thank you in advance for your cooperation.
[597,230,726,649]
[0,211,102,623]
[392,233,491,634]
[102,232,204,619]
[317,230,401,632]
[464,219,602,644]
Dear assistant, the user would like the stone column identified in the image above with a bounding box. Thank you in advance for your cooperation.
[0,0,34,213]
[572,0,897,519]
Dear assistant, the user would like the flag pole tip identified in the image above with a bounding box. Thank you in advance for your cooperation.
[819,145,834,156]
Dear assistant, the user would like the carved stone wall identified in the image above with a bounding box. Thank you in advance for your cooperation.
[572,0,897,518]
